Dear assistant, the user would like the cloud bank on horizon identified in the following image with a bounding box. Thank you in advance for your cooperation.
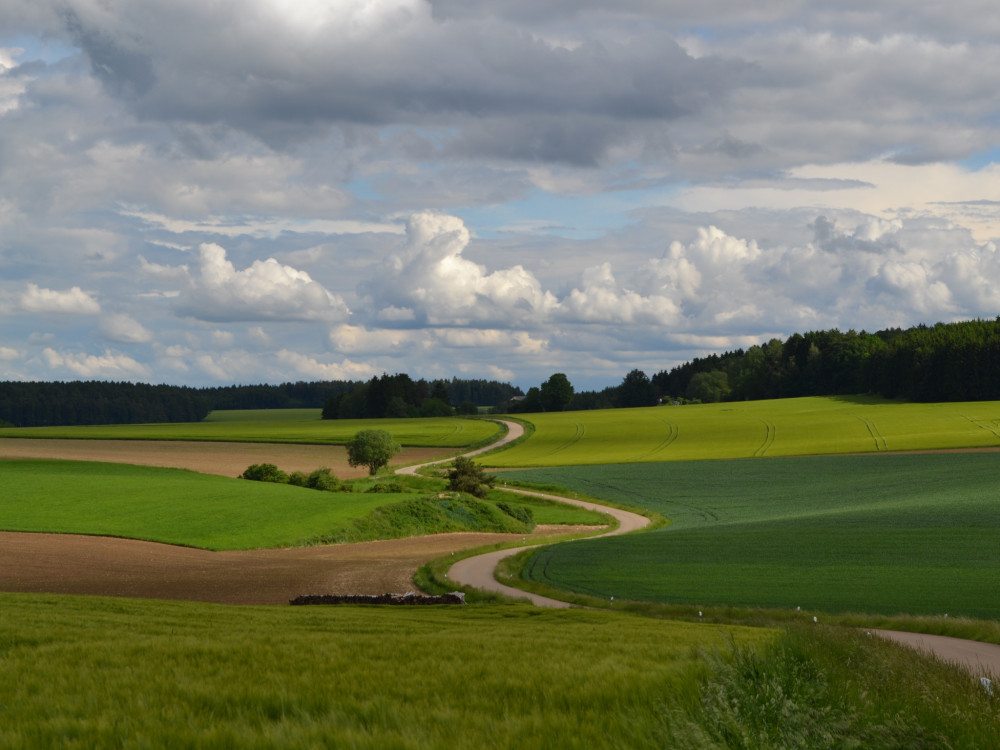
[1,0,998,390]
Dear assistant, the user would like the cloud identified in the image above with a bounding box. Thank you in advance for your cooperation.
[172,243,350,323]
[41,0,740,165]
[868,261,955,316]
[4,3,1000,391]
[42,348,150,379]
[0,47,28,115]
[98,313,154,344]
[123,209,403,239]
[329,324,417,355]
[362,212,557,327]
[20,284,101,315]
[556,263,681,325]
[275,350,379,381]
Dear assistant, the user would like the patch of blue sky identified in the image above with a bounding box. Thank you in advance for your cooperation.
[959,146,1000,171]
[1,34,78,66]
[344,178,380,201]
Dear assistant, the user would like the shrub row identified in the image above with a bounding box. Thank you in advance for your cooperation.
[238,463,406,494]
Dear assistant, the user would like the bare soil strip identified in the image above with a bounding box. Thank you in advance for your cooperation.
[0,438,455,479]
[0,530,562,605]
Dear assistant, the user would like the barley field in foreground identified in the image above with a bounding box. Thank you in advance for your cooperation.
[3,594,997,750]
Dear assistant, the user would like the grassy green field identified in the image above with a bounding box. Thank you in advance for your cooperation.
[0,459,423,549]
[0,459,601,548]
[511,453,1000,619]
[0,410,500,447]
[487,396,1000,466]
[4,594,997,750]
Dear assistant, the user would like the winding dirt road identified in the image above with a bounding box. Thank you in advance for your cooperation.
[447,488,649,606]
[395,419,651,606]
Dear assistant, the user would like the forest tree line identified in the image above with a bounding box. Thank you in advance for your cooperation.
[651,318,1000,404]
[2,318,997,426]
[0,377,522,427]
[498,318,1000,412]
[0,381,212,427]
[320,374,522,419]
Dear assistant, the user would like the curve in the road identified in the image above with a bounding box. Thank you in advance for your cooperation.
[396,419,650,607]
[448,488,649,606]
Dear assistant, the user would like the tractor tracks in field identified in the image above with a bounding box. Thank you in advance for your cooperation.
[963,414,1000,439]
[544,421,586,459]
[635,418,679,460]
[753,419,776,457]
[853,414,888,451]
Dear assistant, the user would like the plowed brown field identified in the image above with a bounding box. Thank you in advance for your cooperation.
[0,530,575,605]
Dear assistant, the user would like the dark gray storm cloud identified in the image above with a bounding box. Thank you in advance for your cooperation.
[37,0,743,165]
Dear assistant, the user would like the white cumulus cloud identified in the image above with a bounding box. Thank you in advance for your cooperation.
[557,263,682,325]
[20,284,101,315]
[275,350,378,380]
[173,243,350,323]
[98,313,154,344]
[42,348,150,379]
[363,212,557,327]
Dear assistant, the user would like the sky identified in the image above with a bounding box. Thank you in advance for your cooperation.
[1,0,998,391]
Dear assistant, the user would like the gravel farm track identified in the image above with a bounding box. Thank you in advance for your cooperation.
[3,424,1000,677]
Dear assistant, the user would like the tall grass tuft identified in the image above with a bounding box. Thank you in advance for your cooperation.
[661,625,1000,749]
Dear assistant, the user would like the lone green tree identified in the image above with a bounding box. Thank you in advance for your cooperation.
[346,429,401,475]
[447,456,496,498]
[539,373,574,412]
